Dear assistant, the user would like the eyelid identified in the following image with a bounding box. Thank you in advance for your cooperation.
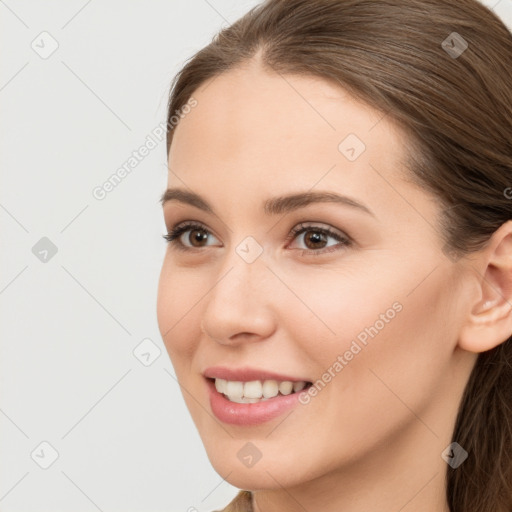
[285,222,352,255]
[164,220,221,249]
[163,219,353,255]
[285,221,350,243]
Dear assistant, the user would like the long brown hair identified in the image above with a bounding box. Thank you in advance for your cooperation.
[165,1,512,510]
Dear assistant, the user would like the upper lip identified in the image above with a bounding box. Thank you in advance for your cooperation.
[203,366,311,383]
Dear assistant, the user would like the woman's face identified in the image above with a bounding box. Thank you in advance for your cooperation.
[157,58,476,490]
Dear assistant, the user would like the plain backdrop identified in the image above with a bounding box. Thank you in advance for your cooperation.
[1,1,511,511]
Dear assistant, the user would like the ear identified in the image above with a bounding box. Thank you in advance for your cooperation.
[458,220,512,353]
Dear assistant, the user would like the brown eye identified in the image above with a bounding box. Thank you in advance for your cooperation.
[186,228,209,247]
[287,223,352,256]
[163,221,352,256]
[302,230,329,250]
[163,222,220,250]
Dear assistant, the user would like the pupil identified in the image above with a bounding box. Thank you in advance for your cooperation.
[306,231,325,248]
[191,229,207,246]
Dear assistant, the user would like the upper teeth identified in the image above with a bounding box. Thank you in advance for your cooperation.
[214,378,307,401]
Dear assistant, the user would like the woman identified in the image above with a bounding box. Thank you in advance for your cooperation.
[157,0,512,511]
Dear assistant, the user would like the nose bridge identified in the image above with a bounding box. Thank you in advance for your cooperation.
[209,238,266,309]
[201,238,274,341]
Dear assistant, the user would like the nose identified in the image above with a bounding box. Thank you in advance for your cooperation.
[200,249,277,346]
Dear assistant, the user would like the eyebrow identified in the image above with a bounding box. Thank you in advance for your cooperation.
[160,187,375,217]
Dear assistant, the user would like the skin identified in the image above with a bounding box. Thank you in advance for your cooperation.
[157,56,512,512]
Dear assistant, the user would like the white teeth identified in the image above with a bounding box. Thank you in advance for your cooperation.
[278,381,293,395]
[215,378,227,394]
[225,380,243,399]
[293,381,306,392]
[213,378,309,402]
[229,396,264,404]
[243,380,263,399]
[262,379,279,398]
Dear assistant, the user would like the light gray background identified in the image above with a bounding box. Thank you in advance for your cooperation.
[1,1,511,511]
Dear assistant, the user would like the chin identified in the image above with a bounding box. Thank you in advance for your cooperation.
[204,443,312,491]
[215,463,302,491]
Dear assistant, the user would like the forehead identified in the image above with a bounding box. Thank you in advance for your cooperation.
[170,61,395,156]
[167,60,418,220]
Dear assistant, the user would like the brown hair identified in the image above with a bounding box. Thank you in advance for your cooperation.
[165,1,512,510]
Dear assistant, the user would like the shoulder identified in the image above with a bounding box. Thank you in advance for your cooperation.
[211,490,253,512]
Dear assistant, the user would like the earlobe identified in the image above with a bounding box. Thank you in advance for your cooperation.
[457,220,512,354]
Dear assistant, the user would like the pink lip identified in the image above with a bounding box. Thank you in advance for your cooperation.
[205,377,310,425]
[202,365,310,383]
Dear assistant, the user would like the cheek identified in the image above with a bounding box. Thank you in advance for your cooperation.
[289,256,454,364]
[288,263,456,433]
[156,259,202,359]
[282,263,406,363]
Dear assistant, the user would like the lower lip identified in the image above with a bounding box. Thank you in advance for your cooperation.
[206,378,310,425]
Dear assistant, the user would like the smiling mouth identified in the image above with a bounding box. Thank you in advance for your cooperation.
[207,377,313,403]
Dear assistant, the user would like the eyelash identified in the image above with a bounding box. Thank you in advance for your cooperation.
[162,221,353,257]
